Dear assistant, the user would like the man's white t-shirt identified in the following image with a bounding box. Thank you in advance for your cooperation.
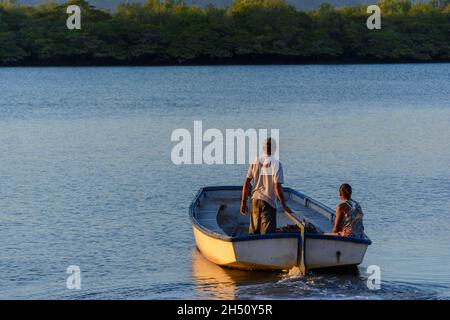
[246,155,284,209]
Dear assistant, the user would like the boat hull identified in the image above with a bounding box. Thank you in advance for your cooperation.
[193,224,369,271]
[193,225,298,270]
[305,236,368,270]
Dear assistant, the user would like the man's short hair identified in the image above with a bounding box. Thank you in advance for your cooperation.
[263,137,276,155]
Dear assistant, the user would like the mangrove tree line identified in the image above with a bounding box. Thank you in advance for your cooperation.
[0,0,449,65]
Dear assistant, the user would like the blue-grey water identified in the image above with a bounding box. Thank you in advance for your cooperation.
[0,64,449,299]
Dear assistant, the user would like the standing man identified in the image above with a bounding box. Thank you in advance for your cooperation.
[240,138,292,234]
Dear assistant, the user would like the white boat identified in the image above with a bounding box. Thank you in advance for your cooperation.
[190,186,371,273]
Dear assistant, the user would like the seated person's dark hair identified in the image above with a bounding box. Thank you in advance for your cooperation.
[339,183,352,199]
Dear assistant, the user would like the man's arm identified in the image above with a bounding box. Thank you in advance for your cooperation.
[240,177,251,215]
[275,183,292,214]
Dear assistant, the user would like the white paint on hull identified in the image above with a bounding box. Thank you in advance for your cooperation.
[194,226,298,270]
[305,238,368,269]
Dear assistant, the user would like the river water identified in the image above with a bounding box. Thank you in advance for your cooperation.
[0,64,449,299]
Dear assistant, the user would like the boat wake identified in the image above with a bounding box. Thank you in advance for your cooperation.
[234,267,444,300]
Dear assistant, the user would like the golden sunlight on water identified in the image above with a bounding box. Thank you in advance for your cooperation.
[191,249,237,299]
[191,249,283,299]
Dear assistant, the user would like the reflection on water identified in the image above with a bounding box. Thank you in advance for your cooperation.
[191,249,281,299]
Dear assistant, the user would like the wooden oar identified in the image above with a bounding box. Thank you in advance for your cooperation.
[284,210,307,276]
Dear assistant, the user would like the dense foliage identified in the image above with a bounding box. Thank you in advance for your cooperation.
[0,0,449,65]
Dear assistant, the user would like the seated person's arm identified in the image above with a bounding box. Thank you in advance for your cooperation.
[332,203,345,233]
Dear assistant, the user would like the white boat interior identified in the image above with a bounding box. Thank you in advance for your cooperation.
[194,187,336,237]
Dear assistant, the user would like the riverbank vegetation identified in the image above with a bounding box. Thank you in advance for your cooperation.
[0,0,449,65]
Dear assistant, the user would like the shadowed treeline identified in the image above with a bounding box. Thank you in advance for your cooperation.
[0,0,449,65]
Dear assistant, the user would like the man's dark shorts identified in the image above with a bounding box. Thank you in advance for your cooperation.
[249,199,277,234]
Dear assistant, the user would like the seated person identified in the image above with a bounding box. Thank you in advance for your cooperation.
[332,184,365,238]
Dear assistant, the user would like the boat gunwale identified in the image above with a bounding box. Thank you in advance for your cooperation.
[189,186,372,245]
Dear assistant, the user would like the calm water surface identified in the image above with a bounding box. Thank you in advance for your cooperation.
[0,65,449,299]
